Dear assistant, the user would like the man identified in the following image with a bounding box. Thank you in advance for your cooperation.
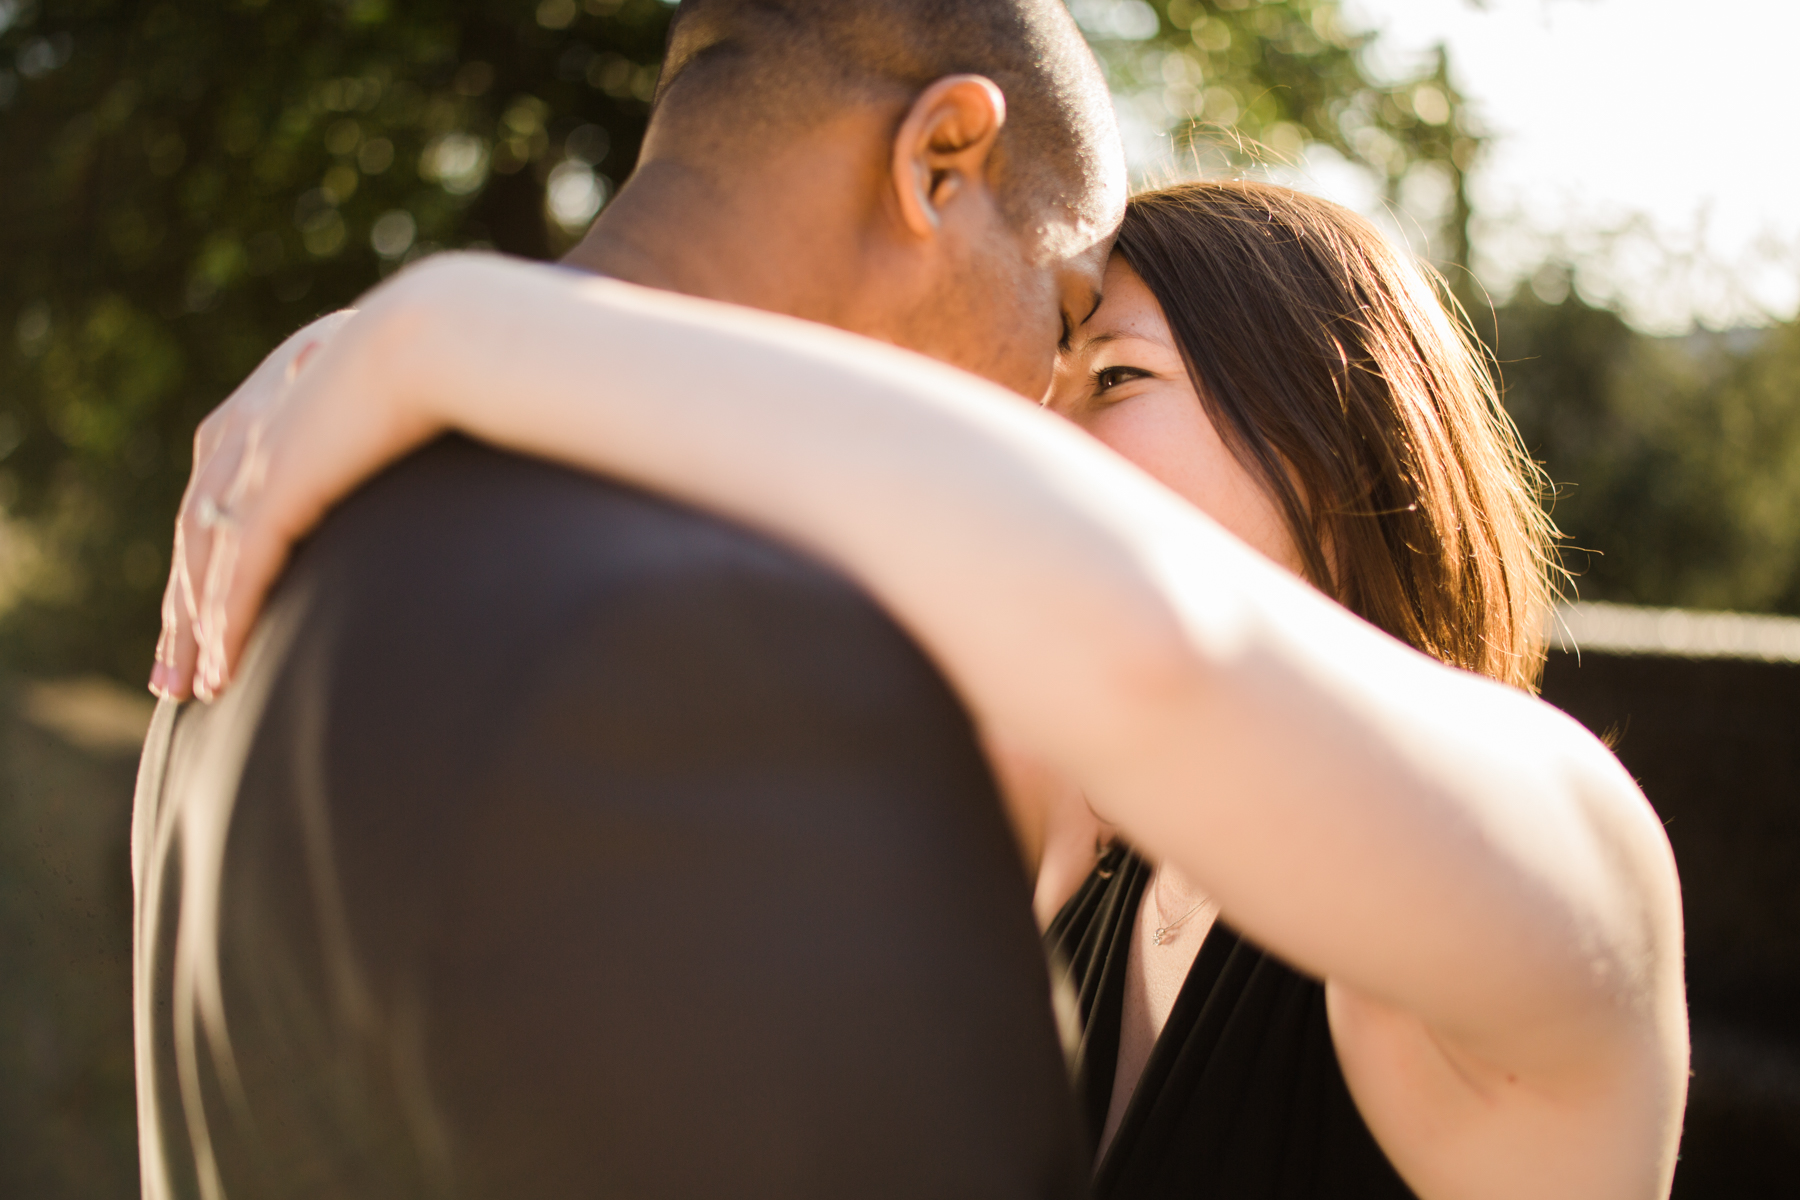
[134,1,1124,1197]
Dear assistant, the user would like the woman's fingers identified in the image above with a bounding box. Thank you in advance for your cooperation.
[193,510,241,702]
[184,279,462,697]
[150,422,245,699]
[196,394,376,693]
[194,418,292,697]
[151,405,256,699]
[150,310,356,701]
[198,483,303,698]
[188,319,401,695]
[151,522,198,700]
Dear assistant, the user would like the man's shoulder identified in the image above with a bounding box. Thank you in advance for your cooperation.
[258,435,920,723]
[211,434,962,800]
[297,434,853,609]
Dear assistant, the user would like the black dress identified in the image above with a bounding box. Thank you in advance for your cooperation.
[1046,845,1418,1200]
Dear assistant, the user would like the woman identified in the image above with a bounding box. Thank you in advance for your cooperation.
[155,182,1686,1198]
[1039,183,1558,1198]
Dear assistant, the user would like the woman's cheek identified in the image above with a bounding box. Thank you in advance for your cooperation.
[1093,394,1302,573]
[1090,393,1225,505]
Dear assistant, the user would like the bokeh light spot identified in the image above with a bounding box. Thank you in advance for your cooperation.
[370,211,417,260]
[547,160,608,233]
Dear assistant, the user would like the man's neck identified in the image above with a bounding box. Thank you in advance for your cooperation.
[561,157,860,325]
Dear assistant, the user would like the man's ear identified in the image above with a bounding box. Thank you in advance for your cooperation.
[891,75,1007,239]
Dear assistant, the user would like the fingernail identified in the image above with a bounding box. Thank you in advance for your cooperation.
[197,656,225,703]
[148,663,176,699]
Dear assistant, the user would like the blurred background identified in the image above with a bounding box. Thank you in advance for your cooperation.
[0,0,1794,1195]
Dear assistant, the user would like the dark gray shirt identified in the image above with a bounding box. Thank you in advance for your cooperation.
[134,436,1085,1199]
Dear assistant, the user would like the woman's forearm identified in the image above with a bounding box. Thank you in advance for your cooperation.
[386,257,1187,740]
[364,255,1680,1070]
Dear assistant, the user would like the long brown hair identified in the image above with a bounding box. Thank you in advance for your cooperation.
[1115,180,1559,690]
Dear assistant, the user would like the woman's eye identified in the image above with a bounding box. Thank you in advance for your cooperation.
[1094,366,1146,394]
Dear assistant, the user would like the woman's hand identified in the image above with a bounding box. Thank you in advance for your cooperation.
[149,263,459,701]
[151,310,353,699]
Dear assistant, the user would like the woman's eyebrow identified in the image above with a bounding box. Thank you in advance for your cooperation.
[1077,329,1172,353]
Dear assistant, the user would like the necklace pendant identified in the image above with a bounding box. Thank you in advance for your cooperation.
[1152,926,1169,946]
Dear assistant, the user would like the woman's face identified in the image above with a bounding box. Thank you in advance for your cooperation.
[1047,254,1303,576]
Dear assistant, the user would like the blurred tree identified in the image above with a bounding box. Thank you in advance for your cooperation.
[0,0,677,682]
[1073,0,1481,276]
[1083,0,1800,621]
[1493,289,1800,615]
[1081,2,1800,621]
[7,0,1790,687]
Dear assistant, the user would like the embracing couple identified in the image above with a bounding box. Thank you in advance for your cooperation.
[131,1,1687,1198]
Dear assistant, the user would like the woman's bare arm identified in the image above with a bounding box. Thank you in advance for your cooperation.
[165,253,1685,1197]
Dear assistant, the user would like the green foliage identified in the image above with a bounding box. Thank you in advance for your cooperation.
[1077,0,1480,271]
[2,0,1793,686]
[0,0,676,681]
[1091,1,1800,620]
[1494,294,1800,615]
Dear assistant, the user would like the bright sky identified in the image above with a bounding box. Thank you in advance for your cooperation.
[1338,0,1800,332]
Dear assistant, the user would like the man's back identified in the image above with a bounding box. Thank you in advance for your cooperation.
[134,438,1084,1198]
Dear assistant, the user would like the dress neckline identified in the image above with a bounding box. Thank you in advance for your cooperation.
[1047,844,1419,1200]
[1076,849,1244,1192]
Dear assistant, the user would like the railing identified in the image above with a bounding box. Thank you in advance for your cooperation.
[1550,600,1800,662]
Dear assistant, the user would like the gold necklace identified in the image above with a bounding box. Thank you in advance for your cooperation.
[1149,871,1208,946]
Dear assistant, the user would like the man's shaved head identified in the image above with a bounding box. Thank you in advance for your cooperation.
[580,0,1123,396]
[652,0,1121,229]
